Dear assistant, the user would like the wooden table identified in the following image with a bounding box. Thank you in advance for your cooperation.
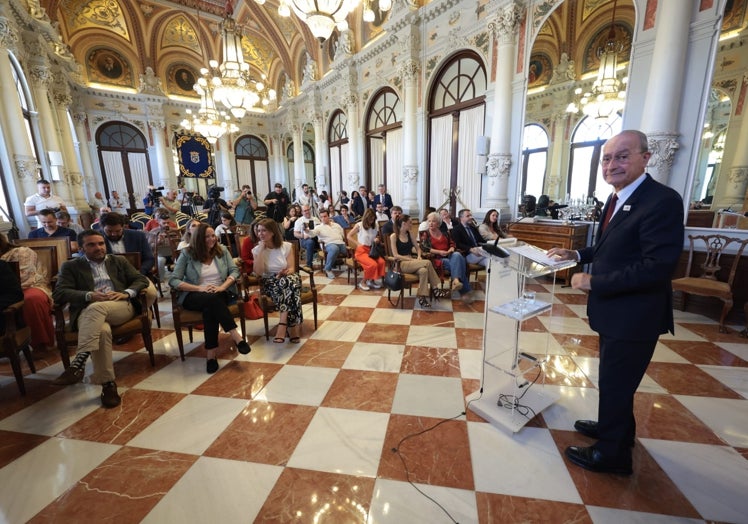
[506,220,591,285]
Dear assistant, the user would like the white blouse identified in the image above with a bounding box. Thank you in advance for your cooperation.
[252,242,292,274]
[357,226,378,247]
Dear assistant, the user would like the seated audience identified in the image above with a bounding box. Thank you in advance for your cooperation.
[389,215,450,308]
[347,208,385,291]
[0,233,55,353]
[333,206,354,229]
[451,209,489,269]
[177,219,202,251]
[169,223,250,374]
[422,212,469,296]
[56,210,84,234]
[479,208,506,242]
[144,207,177,231]
[29,208,78,251]
[252,218,303,343]
[309,208,346,279]
[147,212,181,281]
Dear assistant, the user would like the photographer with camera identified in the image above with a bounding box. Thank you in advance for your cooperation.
[295,184,320,218]
[203,185,230,228]
[231,184,257,225]
[264,183,290,222]
[143,186,163,215]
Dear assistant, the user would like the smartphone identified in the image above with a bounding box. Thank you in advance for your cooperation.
[308,220,315,230]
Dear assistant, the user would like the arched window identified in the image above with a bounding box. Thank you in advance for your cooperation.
[521,124,549,199]
[96,122,152,211]
[365,87,403,208]
[427,51,487,214]
[286,140,315,195]
[328,110,349,196]
[568,114,622,203]
[235,135,270,199]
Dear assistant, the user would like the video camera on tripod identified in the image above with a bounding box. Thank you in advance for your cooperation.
[148,186,164,206]
[206,184,226,226]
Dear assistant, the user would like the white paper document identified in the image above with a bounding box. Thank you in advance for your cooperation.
[506,244,570,268]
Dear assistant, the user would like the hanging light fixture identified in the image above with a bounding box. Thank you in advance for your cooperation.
[255,0,391,43]
[180,68,239,144]
[568,0,628,121]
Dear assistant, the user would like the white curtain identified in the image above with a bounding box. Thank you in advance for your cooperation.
[456,107,484,211]
[127,152,149,206]
[340,142,350,193]
[370,136,384,189]
[101,151,125,205]
[429,115,452,209]
[330,146,341,196]
[385,127,404,208]
[254,161,270,200]
[237,158,252,189]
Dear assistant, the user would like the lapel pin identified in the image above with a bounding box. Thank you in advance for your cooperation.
[623,205,631,211]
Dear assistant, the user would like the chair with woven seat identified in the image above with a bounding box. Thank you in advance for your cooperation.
[54,289,155,369]
[170,278,246,360]
[1,261,35,395]
[256,239,318,340]
[672,234,748,333]
[382,233,418,309]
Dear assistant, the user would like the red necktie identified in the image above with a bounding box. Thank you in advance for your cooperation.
[601,194,618,231]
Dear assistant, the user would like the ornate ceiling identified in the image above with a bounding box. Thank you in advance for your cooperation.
[38,0,392,106]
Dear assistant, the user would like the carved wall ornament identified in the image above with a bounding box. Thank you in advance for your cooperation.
[728,166,748,190]
[487,153,512,180]
[14,156,40,180]
[403,165,419,183]
[491,2,524,44]
[646,133,680,172]
[0,16,20,50]
[399,59,420,83]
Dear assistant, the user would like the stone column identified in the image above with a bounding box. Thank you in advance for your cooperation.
[216,134,233,194]
[486,2,523,214]
[148,119,174,190]
[50,73,87,212]
[640,0,691,184]
[71,110,97,205]
[344,93,361,192]
[722,73,748,208]
[312,114,328,194]
[292,124,305,198]
[400,59,420,216]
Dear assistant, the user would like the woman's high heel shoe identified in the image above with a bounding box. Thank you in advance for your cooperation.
[288,324,301,343]
[432,288,451,300]
[418,296,432,308]
[274,323,287,343]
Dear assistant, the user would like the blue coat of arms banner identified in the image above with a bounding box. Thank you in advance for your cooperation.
[176,134,214,178]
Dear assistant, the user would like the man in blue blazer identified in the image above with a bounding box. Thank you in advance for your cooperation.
[549,130,684,475]
[99,212,155,276]
[372,184,394,218]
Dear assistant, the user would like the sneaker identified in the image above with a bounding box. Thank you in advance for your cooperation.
[358,281,371,291]
[100,381,121,408]
[325,270,335,279]
[369,279,382,289]
[451,279,463,292]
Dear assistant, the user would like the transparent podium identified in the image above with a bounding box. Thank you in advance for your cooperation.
[466,241,577,433]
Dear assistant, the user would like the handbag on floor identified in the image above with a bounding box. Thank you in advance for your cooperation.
[383,269,403,291]
[243,294,264,320]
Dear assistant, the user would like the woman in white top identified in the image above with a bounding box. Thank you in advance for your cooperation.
[252,218,303,343]
[478,208,506,242]
[169,224,250,374]
[346,208,385,291]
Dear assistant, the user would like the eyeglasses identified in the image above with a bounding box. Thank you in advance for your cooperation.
[600,151,644,166]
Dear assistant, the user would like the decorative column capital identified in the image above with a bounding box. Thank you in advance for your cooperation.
[14,156,40,180]
[148,119,165,130]
[490,2,524,44]
[728,166,748,188]
[347,173,360,189]
[399,59,420,83]
[646,132,680,173]
[341,93,358,109]
[487,153,512,180]
[28,64,52,89]
[402,165,419,183]
[0,16,19,51]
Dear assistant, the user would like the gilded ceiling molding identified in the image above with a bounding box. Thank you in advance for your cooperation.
[161,15,201,54]
[62,0,130,41]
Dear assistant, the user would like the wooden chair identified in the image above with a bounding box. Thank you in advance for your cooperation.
[672,234,748,333]
[383,233,418,308]
[256,239,318,340]
[170,274,246,360]
[1,261,35,395]
[344,228,364,285]
[115,252,161,328]
[15,238,70,275]
[54,289,155,369]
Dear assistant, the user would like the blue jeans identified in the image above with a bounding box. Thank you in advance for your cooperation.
[301,237,319,267]
[442,252,470,292]
[324,243,344,271]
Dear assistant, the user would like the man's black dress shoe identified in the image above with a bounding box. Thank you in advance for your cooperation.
[565,445,632,475]
[573,419,635,447]
[100,381,121,408]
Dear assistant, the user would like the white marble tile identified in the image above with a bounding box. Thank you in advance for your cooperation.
[517,331,567,356]
[0,437,119,524]
[309,320,366,342]
[586,506,705,524]
[368,307,414,325]
[28,350,131,382]
[318,283,357,295]
[662,325,707,342]
[369,478,478,523]
[339,294,384,307]
[565,304,588,318]
[468,423,582,503]
[406,325,458,348]
[640,438,748,523]
[569,355,600,388]
[342,342,405,373]
[674,395,748,448]
[142,456,283,524]
[288,406,389,477]
[0,383,106,435]
[453,311,485,329]
[536,385,600,432]
[636,373,668,394]
[698,365,748,399]
[538,316,596,335]
[458,348,484,379]
[716,341,748,362]
[391,374,465,419]
[426,297,454,311]
[132,356,216,393]
[127,395,248,455]
[255,364,338,405]
[311,304,337,321]
[238,337,301,364]
[650,341,691,364]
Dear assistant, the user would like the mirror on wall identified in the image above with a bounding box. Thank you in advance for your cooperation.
[687,1,748,229]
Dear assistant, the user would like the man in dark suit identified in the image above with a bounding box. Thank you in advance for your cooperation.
[380,206,402,238]
[51,230,153,407]
[451,209,489,269]
[373,184,394,218]
[549,130,684,475]
[100,212,155,276]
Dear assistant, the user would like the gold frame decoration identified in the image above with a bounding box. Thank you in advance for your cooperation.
[87,49,132,87]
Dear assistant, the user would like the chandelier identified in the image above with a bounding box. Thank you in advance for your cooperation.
[180,68,239,144]
[254,0,392,42]
[566,0,627,121]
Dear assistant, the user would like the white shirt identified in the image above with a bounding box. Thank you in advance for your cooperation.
[294,215,321,239]
[357,225,378,246]
[252,242,292,275]
[310,222,345,246]
[24,193,66,227]
[109,197,125,211]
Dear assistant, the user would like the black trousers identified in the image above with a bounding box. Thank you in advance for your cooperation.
[182,291,237,349]
[595,334,657,459]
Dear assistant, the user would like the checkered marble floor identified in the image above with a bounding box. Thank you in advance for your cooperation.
[1,273,748,523]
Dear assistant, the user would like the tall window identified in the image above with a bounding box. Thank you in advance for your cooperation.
[328,110,349,197]
[235,135,269,199]
[287,141,315,193]
[366,87,403,206]
[97,122,152,211]
[568,115,622,202]
[521,124,549,198]
[427,51,486,214]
